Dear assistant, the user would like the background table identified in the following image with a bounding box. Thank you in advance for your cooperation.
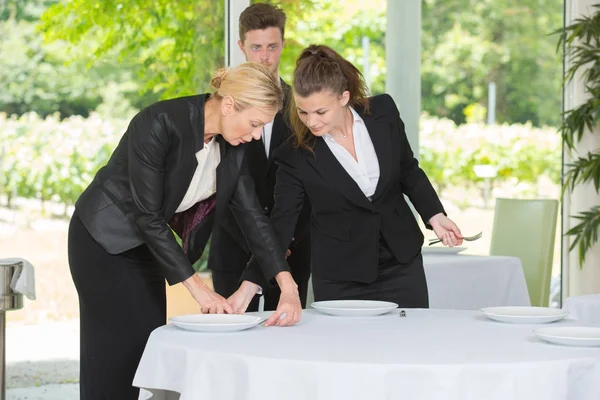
[134,309,600,400]
[424,254,530,309]
[304,254,531,310]
[563,294,600,325]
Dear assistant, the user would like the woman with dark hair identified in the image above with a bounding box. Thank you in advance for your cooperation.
[68,62,302,400]
[231,45,463,320]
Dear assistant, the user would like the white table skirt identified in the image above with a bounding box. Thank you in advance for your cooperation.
[563,294,600,325]
[305,254,530,310]
[134,309,600,400]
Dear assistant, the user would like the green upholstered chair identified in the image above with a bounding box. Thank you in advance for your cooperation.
[489,198,559,307]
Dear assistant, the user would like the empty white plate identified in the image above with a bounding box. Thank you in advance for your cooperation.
[422,246,467,255]
[481,306,569,324]
[311,300,398,317]
[169,314,264,332]
[534,326,600,347]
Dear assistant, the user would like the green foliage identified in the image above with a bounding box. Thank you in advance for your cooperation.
[565,205,600,267]
[0,0,151,119]
[0,0,58,22]
[0,112,126,209]
[556,4,600,267]
[0,112,560,212]
[0,17,101,117]
[13,0,563,128]
[419,114,561,197]
[267,0,388,95]
[39,0,226,99]
[422,0,564,127]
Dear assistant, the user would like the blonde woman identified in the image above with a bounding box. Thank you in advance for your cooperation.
[68,63,301,400]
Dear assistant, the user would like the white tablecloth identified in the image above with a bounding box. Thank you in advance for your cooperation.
[305,254,531,310]
[134,309,600,400]
[424,254,530,309]
[563,294,600,325]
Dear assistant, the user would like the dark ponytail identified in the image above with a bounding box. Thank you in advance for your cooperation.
[289,44,370,151]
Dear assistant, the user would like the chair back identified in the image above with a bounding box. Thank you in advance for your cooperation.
[490,198,559,307]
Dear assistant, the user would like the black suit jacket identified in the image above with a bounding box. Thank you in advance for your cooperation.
[74,94,289,285]
[243,94,444,286]
[209,81,310,272]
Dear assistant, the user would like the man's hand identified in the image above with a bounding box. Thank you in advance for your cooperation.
[182,273,234,314]
[228,281,261,314]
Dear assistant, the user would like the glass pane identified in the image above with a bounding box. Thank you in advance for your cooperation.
[263,0,388,94]
[0,0,225,324]
[421,0,564,306]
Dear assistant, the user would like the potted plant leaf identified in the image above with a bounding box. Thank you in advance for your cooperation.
[556,4,600,266]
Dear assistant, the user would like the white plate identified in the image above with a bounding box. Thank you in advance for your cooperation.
[422,246,467,255]
[311,300,398,317]
[481,306,569,324]
[169,314,264,332]
[534,326,600,347]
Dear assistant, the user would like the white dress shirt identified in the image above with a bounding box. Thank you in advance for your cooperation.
[175,137,221,213]
[323,107,380,199]
[262,121,274,156]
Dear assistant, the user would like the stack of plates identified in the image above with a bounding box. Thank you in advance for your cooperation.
[311,300,398,317]
[169,314,265,333]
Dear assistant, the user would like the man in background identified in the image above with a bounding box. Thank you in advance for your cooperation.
[209,3,311,311]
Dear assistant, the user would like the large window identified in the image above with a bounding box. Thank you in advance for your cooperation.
[420,0,564,305]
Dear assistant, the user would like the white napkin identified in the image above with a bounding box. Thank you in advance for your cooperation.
[1,258,36,300]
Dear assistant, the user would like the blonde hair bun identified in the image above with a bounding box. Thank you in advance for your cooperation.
[210,68,228,89]
[210,63,284,114]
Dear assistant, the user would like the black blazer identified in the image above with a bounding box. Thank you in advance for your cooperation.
[74,94,289,285]
[209,81,310,270]
[243,94,444,286]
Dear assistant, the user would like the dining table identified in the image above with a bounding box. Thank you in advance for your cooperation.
[134,308,600,400]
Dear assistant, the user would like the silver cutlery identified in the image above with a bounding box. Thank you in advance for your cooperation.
[428,231,482,246]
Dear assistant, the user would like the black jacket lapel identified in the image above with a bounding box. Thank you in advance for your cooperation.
[308,138,374,211]
[364,114,393,201]
[165,95,207,217]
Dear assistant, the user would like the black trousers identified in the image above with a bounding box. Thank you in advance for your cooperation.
[68,214,166,400]
[312,236,429,308]
[211,232,311,311]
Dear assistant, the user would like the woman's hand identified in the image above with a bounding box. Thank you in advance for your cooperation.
[265,271,302,327]
[227,281,262,314]
[429,213,463,247]
[182,274,234,314]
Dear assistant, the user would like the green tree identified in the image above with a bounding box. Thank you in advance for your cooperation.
[0,17,102,117]
[40,0,382,100]
[0,0,58,22]
[422,0,563,126]
[0,0,150,118]
[268,0,387,94]
[40,0,227,99]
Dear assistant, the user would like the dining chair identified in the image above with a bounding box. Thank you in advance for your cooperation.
[489,198,559,307]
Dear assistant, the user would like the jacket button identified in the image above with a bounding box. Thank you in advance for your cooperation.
[263,207,269,214]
